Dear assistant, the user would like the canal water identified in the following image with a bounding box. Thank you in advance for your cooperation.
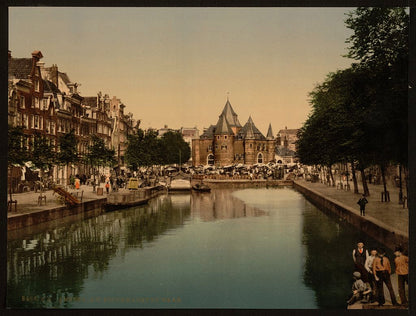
[7,187,394,309]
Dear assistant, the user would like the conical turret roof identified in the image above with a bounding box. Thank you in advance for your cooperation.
[215,114,234,135]
[266,123,274,139]
[220,100,241,128]
[237,116,266,140]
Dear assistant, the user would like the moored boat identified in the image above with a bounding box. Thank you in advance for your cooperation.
[192,183,211,192]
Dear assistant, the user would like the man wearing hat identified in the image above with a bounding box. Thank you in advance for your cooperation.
[372,248,398,306]
[347,271,370,305]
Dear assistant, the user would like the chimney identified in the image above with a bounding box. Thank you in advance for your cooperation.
[31,50,43,62]
[50,64,58,88]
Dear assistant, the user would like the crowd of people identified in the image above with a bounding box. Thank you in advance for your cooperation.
[347,242,408,307]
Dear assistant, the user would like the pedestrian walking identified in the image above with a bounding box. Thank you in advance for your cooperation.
[105,181,110,194]
[357,194,368,216]
[75,177,80,190]
[394,246,408,306]
[372,248,398,306]
[353,242,369,283]
[365,248,378,301]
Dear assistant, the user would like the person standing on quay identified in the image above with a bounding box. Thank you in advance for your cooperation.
[394,246,408,306]
[365,248,378,301]
[357,194,368,216]
[353,242,369,283]
[373,248,398,306]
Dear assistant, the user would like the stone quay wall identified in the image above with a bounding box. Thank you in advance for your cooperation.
[293,181,408,251]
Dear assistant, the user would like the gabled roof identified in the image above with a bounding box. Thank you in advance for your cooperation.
[220,100,241,127]
[59,72,71,84]
[266,123,274,139]
[237,116,266,140]
[43,79,60,94]
[83,96,98,107]
[8,58,32,79]
[278,128,299,135]
[215,114,234,135]
[200,125,216,139]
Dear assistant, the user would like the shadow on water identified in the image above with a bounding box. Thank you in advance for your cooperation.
[7,187,395,309]
[301,199,395,309]
[6,194,190,308]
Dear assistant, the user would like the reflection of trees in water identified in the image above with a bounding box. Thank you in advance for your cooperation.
[301,201,394,309]
[7,194,190,308]
[301,203,357,309]
[190,189,266,221]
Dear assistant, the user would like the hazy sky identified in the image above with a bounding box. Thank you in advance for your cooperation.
[9,7,355,135]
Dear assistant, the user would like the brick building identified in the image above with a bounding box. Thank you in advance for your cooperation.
[192,100,275,166]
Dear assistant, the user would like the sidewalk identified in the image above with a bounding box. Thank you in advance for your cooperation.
[7,184,111,218]
[294,178,408,237]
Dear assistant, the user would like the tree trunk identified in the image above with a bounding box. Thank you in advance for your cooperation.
[380,164,388,201]
[351,161,359,194]
[359,167,370,196]
[398,164,403,203]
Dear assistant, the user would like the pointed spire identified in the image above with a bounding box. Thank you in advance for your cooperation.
[266,123,274,140]
[215,114,234,135]
[220,99,241,127]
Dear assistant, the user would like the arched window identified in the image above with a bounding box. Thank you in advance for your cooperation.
[207,154,214,165]
[257,153,263,164]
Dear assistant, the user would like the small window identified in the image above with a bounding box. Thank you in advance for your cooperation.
[20,96,25,108]
[34,80,39,92]
[34,97,39,108]
[250,143,252,148]
[224,136,227,139]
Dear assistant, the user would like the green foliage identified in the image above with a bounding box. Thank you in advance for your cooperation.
[125,128,191,168]
[57,129,78,166]
[297,7,408,169]
[30,132,56,171]
[84,134,116,169]
[160,131,191,165]
[8,125,28,166]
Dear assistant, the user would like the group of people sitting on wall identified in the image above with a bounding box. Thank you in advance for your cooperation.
[347,242,408,307]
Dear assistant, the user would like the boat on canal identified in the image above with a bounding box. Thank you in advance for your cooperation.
[192,183,211,192]
[104,186,164,211]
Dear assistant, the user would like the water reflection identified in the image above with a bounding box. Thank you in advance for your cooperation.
[301,200,396,309]
[7,194,190,308]
[191,189,267,221]
[7,188,394,309]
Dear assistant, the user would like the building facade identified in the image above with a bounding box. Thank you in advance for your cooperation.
[8,50,137,186]
[192,100,275,167]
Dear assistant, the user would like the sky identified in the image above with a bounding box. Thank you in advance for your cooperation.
[9,7,355,135]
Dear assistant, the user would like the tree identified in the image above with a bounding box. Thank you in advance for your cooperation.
[57,129,78,185]
[8,125,29,203]
[345,7,409,199]
[125,128,161,169]
[84,134,116,188]
[30,132,56,180]
[160,131,191,165]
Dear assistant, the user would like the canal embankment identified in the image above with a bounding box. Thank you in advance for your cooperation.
[293,180,408,251]
[7,185,164,231]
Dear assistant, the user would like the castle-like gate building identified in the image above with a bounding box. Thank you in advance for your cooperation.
[192,100,275,166]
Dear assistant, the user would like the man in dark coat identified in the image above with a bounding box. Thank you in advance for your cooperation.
[357,194,368,216]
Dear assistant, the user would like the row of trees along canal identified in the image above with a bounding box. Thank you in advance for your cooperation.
[8,126,190,201]
[296,7,409,202]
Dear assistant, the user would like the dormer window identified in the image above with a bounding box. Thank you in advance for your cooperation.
[34,80,39,92]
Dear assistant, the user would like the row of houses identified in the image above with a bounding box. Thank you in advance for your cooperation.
[8,50,137,184]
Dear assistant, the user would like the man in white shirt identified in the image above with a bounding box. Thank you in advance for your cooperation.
[365,248,378,302]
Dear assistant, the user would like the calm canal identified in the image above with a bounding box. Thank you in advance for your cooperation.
[7,186,393,309]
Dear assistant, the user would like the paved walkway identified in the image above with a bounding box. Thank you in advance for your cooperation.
[294,178,409,237]
[7,184,112,218]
